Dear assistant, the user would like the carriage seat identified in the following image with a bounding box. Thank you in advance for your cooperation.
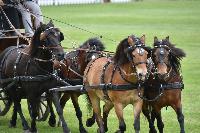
[0,29,28,38]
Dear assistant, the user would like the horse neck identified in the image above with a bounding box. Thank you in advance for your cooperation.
[166,68,182,83]
[78,55,88,75]
[119,63,138,83]
[32,47,53,73]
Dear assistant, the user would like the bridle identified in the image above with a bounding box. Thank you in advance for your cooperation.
[38,27,62,49]
[125,42,149,81]
[152,40,172,80]
[35,27,64,62]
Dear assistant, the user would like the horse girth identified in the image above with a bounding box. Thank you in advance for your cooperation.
[100,60,140,99]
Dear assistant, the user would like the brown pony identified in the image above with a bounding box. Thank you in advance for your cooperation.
[53,37,105,132]
[84,35,150,133]
[142,36,186,133]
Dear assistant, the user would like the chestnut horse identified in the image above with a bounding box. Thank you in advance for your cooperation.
[84,35,150,133]
[142,36,186,133]
[53,37,105,132]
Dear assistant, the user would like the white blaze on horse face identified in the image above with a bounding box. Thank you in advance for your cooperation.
[134,48,148,81]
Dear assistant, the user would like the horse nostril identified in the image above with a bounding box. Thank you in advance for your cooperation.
[158,73,167,80]
[138,73,143,79]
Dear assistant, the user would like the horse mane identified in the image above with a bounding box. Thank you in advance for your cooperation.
[28,24,48,56]
[112,37,130,65]
[79,37,105,51]
[167,41,186,73]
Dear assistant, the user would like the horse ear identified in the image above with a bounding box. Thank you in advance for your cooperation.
[60,32,64,41]
[47,20,54,27]
[87,42,90,49]
[154,36,158,43]
[140,34,145,44]
[40,32,46,41]
[39,22,43,27]
[128,36,135,46]
[166,36,169,41]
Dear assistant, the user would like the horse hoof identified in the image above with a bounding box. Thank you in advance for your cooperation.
[86,118,95,127]
[22,122,30,130]
[105,127,108,132]
[80,127,88,133]
[48,118,56,127]
[9,121,16,128]
[115,130,124,133]
[24,130,36,133]
[149,128,157,133]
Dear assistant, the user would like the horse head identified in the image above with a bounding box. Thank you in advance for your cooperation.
[152,36,186,81]
[126,35,150,81]
[152,36,172,80]
[31,20,64,61]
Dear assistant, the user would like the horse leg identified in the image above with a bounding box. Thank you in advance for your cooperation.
[57,93,70,127]
[88,92,104,133]
[172,104,185,133]
[152,109,164,133]
[29,99,38,132]
[47,94,56,127]
[17,101,30,130]
[71,94,87,133]
[113,103,126,133]
[86,111,95,127]
[142,103,157,133]
[52,91,71,133]
[133,100,143,133]
[9,103,17,128]
[177,107,185,133]
[103,102,113,132]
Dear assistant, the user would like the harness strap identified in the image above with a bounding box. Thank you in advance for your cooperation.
[118,65,136,84]
[85,83,138,91]
[101,61,111,99]
[0,46,25,79]
[162,82,184,90]
[64,78,82,86]
[14,75,52,82]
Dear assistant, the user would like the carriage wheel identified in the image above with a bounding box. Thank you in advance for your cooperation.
[0,88,12,116]
[27,93,50,121]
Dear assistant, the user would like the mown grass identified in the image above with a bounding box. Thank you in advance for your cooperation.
[0,0,200,132]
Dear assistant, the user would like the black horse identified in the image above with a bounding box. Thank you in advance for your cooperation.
[0,21,70,133]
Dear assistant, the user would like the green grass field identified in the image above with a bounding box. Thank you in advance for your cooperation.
[0,0,200,132]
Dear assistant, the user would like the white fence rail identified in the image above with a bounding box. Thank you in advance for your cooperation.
[38,0,131,6]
